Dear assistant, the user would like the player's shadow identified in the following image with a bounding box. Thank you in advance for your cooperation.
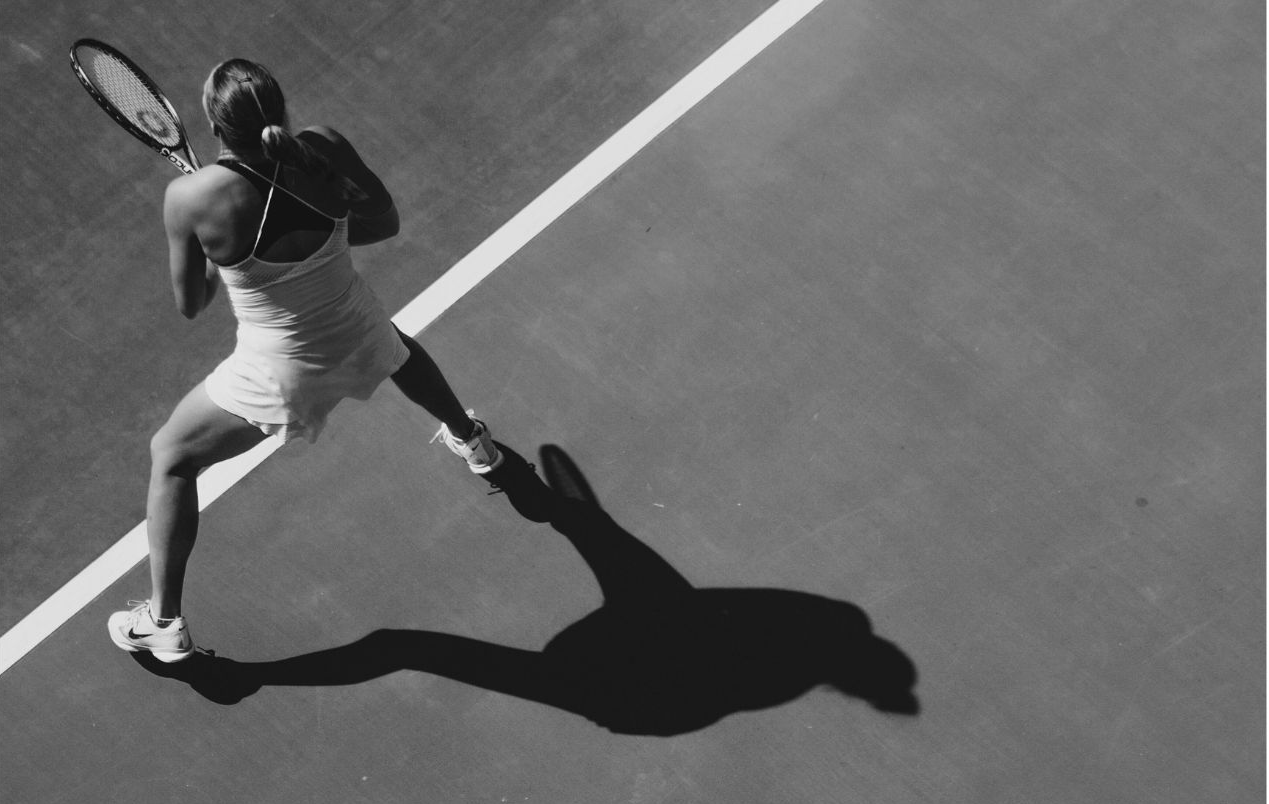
[134,445,919,735]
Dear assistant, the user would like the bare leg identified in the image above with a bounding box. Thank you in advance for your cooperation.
[389,328,476,440]
[147,384,267,620]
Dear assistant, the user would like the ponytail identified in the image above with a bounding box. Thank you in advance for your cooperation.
[261,124,366,202]
[260,123,328,175]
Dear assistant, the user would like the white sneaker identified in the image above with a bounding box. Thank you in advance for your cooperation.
[107,600,194,663]
[432,414,504,474]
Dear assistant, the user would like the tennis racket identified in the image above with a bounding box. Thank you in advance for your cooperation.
[69,38,202,174]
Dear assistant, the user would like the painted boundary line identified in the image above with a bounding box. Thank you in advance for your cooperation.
[0,0,825,677]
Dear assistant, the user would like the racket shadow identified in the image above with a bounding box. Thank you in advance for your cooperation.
[132,445,920,734]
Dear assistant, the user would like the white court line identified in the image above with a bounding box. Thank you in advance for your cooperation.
[0,0,825,677]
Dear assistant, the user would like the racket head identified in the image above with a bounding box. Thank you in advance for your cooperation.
[70,38,201,173]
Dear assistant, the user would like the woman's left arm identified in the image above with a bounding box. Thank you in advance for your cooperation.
[163,177,219,319]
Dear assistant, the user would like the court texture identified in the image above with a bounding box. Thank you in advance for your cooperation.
[1,0,1263,802]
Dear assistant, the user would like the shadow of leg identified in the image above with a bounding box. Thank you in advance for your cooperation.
[481,442,558,523]
[540,445,694,605]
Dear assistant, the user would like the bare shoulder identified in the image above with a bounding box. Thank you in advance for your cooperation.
[163,165,246,227]
[295,125,393,216]
[297,125,366,169]
[166,164,240,200]
[297,125,350,150]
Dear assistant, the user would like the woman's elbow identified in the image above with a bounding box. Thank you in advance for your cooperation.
[382,217,401,240]
[175,293,204,319]
[350,204,400,244]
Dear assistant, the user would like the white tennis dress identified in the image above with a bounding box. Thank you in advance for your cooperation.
[203,164,409,443]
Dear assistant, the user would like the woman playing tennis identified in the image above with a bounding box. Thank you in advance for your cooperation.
[108,58,503,663]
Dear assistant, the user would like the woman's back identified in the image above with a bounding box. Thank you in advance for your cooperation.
[190,160,350,268]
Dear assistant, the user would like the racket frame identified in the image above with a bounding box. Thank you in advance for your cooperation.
[69,38,202,174]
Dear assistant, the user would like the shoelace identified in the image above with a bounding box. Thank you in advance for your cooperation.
[124,599,179,630]
[429,422,454,447]
[119,600,159,634]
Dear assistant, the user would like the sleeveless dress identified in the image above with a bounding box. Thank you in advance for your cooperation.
[202,161,410,443]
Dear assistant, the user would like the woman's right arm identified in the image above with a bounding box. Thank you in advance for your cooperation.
[163,176,220,319]
[297,125,401,245]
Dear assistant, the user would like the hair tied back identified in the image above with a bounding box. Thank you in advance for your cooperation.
[260,123,291,159]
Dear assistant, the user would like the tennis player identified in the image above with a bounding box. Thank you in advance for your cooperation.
[108,58,502,663]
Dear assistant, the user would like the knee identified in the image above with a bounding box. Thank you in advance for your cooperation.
[149,427,197,479]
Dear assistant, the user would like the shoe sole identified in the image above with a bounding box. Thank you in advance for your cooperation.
[109,624,194,663]
[468,451,506,474]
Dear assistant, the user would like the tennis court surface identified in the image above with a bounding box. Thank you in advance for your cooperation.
[1,0,1263,801]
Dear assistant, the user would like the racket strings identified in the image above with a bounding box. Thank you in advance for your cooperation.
[80,49,182,147]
